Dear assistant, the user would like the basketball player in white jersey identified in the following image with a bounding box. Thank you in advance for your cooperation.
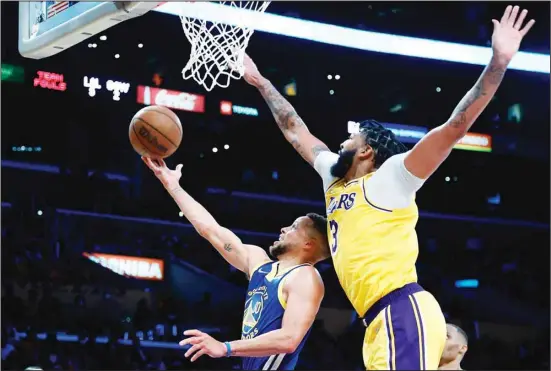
[143,157,330,370]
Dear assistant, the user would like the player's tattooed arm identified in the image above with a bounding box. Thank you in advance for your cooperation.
[256,79,330,166]
[403,5,534,180]
[242,54,329,166]
[444,56,506,133]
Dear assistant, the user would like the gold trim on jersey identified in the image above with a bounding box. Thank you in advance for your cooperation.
[270,263,311,309]
[277,276,288,309]
[326,178,343,191]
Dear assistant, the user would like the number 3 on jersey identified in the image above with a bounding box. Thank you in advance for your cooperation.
[329,220,339,254]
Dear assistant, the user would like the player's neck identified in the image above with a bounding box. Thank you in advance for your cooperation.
[277,255,310,270]
[439,360,463,370]
[344,162,374,183]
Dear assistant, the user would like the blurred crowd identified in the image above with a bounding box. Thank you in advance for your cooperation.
[2,195,549,370]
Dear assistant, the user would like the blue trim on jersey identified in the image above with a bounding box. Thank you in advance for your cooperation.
[241,262,311,370]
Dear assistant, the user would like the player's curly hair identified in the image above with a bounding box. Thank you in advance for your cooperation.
[358,120,408,168]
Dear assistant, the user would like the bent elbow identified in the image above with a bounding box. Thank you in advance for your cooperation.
[280,335,300,354]
[280,344,297,354]
[196,223,216,239]
[442,122,468,141]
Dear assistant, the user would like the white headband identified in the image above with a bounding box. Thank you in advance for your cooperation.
[347,121,360,134]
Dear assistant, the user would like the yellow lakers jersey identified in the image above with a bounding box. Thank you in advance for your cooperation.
[325,173,419,317]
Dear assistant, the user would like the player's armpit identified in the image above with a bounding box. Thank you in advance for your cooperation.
[255,78,330,166]
[280,266,324,350]
[243,244,272,280]
[402,126,458,180]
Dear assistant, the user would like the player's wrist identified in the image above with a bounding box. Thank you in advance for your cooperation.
[223,341,233,357]
[253,75,270,90]
[490,52,511,69]
[166,183,183,194]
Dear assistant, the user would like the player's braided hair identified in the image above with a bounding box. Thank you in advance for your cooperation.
[359,120,408,168]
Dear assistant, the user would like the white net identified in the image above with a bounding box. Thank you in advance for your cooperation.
[179,1,271,91]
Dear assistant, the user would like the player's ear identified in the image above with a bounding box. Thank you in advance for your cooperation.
[459,344,468,355]
[304,239,316,250]
[358,144,374,161]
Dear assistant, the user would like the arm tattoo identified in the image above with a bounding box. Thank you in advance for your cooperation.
[446,56,507,132]
[258,80,306,133]
[312,145,328,157]
[223,243,232,252]
[258,79,329,164]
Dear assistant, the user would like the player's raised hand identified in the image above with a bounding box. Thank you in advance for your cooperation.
[179,329,227,362]
[491,5,535,64]
[242,53,264,87]
[141,156,183,190]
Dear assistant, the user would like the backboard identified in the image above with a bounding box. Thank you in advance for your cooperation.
[19,1,162,59]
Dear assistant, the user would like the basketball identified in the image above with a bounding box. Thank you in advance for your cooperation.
[129,106,183,159]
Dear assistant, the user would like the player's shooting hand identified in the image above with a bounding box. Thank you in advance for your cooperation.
[141,156,183,190]
[491,5,535,64]
[179,329,227,362]
[242,53,263,87]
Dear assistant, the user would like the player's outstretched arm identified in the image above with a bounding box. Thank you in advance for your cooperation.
[142,157,270,277]
[179,266,324,360]
[242,53,330,167]
[403,5,535,180]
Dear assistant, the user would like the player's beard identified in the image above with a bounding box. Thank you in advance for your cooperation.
[330,149,356,178]
[269,242,288,259]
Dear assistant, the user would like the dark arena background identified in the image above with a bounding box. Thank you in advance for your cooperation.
[1,1,550,370]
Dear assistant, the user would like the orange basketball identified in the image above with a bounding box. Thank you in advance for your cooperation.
[129,106,183,159]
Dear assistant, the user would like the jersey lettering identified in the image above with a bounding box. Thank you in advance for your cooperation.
[242,264,311,370]
[327,192,357,215]
[242,286,269,338]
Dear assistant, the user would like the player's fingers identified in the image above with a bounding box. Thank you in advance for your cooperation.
[185,344,202,358]
[179,336,200,347]
[184,329,204,337]
[508,5,519,26]
[500,5,512,24]
[520,19,535,36]
[191,349,207,362]
[142,156,156,170]
[513,9,527,29]
[175,164,183,173]
[491,19,500,30]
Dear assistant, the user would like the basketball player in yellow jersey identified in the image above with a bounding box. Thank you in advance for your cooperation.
[243,6,534,369]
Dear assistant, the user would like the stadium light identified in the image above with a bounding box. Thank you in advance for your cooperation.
[155,2,549,74]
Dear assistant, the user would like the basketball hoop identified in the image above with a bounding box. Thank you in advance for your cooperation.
[178,1,271,91]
